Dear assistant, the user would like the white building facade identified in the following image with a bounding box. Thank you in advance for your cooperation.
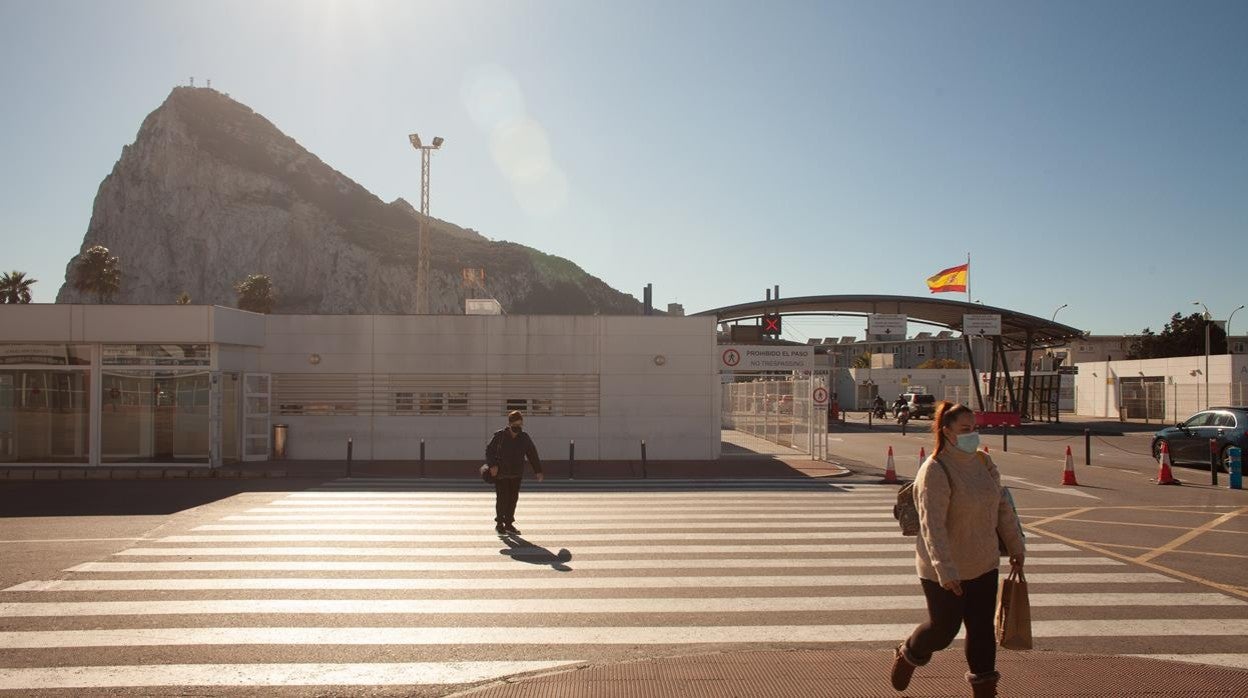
[0,306,720,466]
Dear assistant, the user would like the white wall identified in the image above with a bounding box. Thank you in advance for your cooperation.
[1074,355,1248,419]
[261,314,719,461]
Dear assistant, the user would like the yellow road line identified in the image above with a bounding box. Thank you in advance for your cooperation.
[1045,518,1248,534]
[1026,507,1095,528]
[1088,542,1248,560]
[1134,507,1248,564]
[1022,524,1248,601]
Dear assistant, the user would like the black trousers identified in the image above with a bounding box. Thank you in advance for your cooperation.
[494,477,522,524]
[905,568,999,677]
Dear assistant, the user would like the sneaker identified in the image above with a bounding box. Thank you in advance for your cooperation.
[503,524,521,535]
[495,523,506,535]
[890,643,917,691]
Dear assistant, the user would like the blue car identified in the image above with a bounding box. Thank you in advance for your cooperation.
[1151,407,1248,472]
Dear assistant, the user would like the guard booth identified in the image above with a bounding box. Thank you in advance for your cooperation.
[718,344,831,461]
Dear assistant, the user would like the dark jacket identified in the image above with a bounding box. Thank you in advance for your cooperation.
[486,428,542,479]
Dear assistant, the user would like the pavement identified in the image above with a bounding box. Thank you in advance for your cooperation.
[451,648,1248,697]
[3,421,1246,696]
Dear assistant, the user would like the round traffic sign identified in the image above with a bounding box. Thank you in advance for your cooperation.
[722,348,741,367]
[813,387,829,405]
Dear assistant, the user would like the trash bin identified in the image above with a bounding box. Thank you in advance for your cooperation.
[272,424,288,459]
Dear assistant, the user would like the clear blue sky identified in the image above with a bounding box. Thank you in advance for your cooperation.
[2,0,1245,339]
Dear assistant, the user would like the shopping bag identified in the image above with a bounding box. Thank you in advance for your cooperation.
[995,567,1032,650]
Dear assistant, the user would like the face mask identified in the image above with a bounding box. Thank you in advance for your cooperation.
[510,425,522,434]
[953,432,980,453]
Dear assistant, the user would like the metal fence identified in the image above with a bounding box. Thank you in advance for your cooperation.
[1114,382,1248,423]
[722,375,829,458]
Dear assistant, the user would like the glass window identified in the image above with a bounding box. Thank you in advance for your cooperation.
[0,370,90,463]
[221,372,240,464]
[446,392,468,413]
[1183,412,1215,428]
[419,392,444,414]
[0,344,91,366]
[1213,412,1236,428]
[102,370,210,463]
[103,344,209,367]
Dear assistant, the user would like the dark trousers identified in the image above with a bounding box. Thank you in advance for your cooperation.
[494,477,522,524]
[905,568,999,676]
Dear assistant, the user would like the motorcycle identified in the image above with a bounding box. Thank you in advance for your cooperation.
[895,405,911,426]
[872,404,887,419]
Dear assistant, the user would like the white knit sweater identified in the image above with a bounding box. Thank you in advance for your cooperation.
[914,447,1026,585]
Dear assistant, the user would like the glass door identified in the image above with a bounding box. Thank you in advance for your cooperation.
[243,373,270,461]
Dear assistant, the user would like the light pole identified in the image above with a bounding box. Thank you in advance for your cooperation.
[408,133,444,314]
[1193,301,1211,409]
[1229,305,1245,352]
[1051,304,1068,322]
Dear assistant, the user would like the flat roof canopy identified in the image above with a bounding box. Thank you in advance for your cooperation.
[697,295,1084,350]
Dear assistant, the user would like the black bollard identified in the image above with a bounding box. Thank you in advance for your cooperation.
[1002,424,1009,452]
[1084,429,1091,466]
[868,410,873,430]
[569,440,575,480]
[346,437,353,478]
[640,440,648,479]
[1211,435,1220,487]
[419,439,426,478]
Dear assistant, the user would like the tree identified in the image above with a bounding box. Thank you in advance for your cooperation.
[70,245,122,303]
[1127,312,1227,359]
[176,291,192,305]
[0,271,37,304]
[851,352,873,368]
[234,274,275,314]
[916,358,966,369]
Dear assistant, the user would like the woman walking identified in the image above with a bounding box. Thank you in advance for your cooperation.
[890,401,1026,697]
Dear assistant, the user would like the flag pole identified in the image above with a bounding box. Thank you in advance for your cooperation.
[966,253,971,303]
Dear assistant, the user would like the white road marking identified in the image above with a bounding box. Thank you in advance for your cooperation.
[1000,475,1101,500]
[1129,654,1248,670]
[222,516,897,526]
[0,538,145,544]
[64,555,1115,573]
[0,661,579,690]
[164,531,937,542]
[3,571,1155,592]
[3,620,1246,648]
[115,543,1076,556]
[2,592,1221,618]
[249,507,896,516]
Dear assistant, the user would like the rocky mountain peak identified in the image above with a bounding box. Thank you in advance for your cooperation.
[56,87,640,315]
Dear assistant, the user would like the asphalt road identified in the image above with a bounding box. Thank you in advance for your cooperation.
[0,442,1245,697]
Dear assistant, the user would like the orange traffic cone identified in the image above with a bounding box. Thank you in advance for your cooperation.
[1061,445,1079,486]
[881,446,900,484]
[1155,442,1181,486]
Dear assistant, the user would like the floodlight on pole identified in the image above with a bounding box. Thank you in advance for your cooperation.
[409,133,445,314]
[1051,304,1068,321]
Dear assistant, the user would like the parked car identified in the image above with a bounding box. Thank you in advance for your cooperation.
[1151,407,1248,472]
[903,393,937,419]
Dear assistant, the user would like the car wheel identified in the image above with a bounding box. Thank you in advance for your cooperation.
[1219,444,1234,474]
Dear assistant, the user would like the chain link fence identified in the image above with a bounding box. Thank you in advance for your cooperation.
[722,377,828,456]
[1113,381,1247,423]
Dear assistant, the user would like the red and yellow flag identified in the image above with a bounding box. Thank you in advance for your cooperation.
[926,263,968,293]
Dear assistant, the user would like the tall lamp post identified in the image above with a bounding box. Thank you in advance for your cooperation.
[408,133,444,315]
[1229,305,1245,353]
[1193,301,1211,409]
[1051,303,1068,322]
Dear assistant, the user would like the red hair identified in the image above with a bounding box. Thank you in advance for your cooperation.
[932,401,974,457]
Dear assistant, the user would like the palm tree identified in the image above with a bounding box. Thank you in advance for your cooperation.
[0,271,37,304]
[175,291,192,305]
[851,352,873,369]
[70,245,122,303]
[234,274,276,314]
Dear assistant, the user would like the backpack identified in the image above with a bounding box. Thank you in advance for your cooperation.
[893,458,949,536]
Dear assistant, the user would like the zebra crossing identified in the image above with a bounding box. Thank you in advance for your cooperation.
[2,477,1247,694]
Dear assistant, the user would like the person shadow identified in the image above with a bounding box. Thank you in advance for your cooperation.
[498,534,573,572]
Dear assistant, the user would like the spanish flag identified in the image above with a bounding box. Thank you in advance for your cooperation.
[926,263,968,293]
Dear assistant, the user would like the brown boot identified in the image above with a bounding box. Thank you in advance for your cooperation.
[968,671,999,697]
[890,643,917,691]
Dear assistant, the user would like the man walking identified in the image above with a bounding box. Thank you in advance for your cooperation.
[486,410,543,535]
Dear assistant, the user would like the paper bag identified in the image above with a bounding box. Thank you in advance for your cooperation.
[996,567,1032,650]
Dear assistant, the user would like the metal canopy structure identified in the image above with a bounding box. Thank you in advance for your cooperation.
[697,295,1086,419]
[697,295,1083,350]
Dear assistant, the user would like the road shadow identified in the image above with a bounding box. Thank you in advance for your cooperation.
[498,534,573,572]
